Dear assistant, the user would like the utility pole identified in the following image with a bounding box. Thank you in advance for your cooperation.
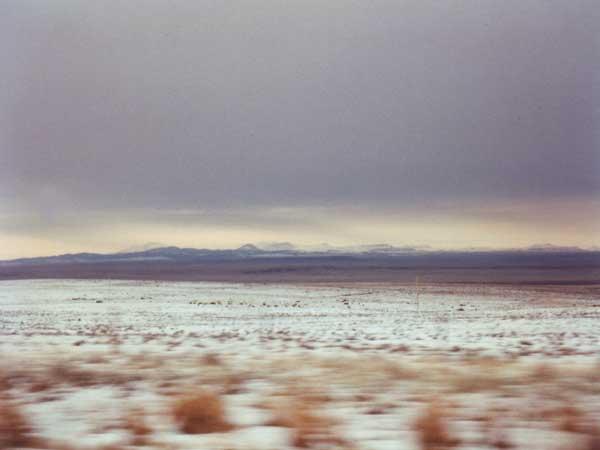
[415,275,420,313]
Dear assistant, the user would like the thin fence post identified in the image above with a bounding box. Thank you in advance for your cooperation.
[416,275,420,314]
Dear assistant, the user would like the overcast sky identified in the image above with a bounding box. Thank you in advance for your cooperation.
[1,0,599,258]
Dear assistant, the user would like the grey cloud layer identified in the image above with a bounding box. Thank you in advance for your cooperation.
[1,0,599,214]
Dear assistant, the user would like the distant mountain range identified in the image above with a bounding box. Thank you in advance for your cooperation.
[0,242,597,266]
[1,242,598,284]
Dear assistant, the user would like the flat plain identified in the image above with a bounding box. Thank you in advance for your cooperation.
[1,279,600,450]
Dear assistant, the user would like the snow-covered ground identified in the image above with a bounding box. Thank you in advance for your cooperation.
[1,279,600,449]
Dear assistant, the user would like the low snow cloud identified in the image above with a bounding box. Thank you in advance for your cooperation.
[0,0,598,257]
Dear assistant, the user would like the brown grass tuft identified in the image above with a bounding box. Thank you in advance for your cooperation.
[0,399,35,448]
[0,371,10,392]
[49,363,99,387]
[555,405,585,433]
[223,373,246,395]
[414,403,460,449]
[124,408,152,446]
[587,429,600,450]
[201,353,222,366]
[564,427,600,450]
[172,391,232,434]
[477,411,513,449]
[530,363,558,383]
[266,401,344,449]
[29,379,53,393]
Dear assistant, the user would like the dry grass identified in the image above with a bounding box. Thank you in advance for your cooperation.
[414,402,460,450]
[266,400,345,449]
[0,399,35,448]
[0,371,10,392]
[554,405,585,433]
[223,373,246,395]
[200,353,222,366]
[124,408,152,446]
[529,363,557,383]
[29,379,53,393]
[560,427,600,450]
[478,413,513,449]
[172,391,232,434]
[46,361,143,388]
[447,358,520,393]
[586,430,600,450]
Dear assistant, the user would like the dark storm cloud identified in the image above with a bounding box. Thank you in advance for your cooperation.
[1,0,599,214]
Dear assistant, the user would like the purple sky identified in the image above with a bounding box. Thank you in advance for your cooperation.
[1,1,598,257]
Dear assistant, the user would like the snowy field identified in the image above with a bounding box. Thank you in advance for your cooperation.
[1,279,600,449]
